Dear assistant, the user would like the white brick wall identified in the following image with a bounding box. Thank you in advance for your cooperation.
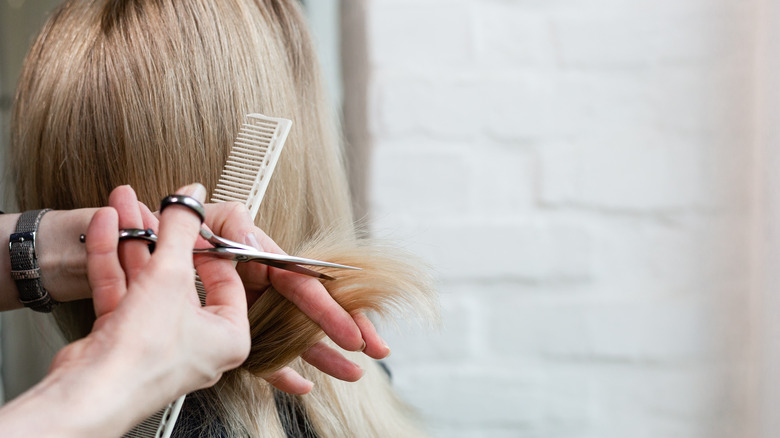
[364,0,758,436]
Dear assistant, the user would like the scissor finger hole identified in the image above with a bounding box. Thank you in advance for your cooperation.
[118,228,157,253]
[159,194,206,224]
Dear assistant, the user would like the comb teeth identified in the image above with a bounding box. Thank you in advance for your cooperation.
[211,114,292,218]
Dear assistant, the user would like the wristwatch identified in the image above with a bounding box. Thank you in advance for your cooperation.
[9,209,57,312]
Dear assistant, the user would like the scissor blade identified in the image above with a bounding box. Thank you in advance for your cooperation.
[192,247,360,271]
[260,260,336,281]
[241,250,360,270]
[192,248,337,280]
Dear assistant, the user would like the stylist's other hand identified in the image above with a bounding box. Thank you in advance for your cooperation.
[49,184,250,428]
[203,202,390,394]
[110,191,386,394]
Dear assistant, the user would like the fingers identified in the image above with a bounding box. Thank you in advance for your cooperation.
[108,186,150,281]
[137,200,159,231]
[248,230,366,353]
[195,255,247,314]
[301,342,363,382]
[154,183,207,262]
[203,203,270,305]
[203,200,386,358]
[353,312,390,360]
[268,269,365,352]
[264,367,313,395]
[85,207,126,317]
[203,202,255,241]
[203,202,366,352]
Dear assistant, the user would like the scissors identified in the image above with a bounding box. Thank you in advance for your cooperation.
[112,227,357,281]
[79,193,358,280]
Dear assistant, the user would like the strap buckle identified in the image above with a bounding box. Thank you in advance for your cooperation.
[9,231,36,250]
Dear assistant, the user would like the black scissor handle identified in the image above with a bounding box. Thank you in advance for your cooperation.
[118,228,158,253]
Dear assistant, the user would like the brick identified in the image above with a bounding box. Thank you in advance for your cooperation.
[371,73,552,141]
[552,7,752,69]
[380,291,480,363]
[479,74,553,141]
[552,13,665,69]
[390,365,549,427]
[370,73,480,140]
[588,215,752,296]
[369,220,592,282]
[468,144,536,215]
[427,426,545,438]
[474,4,554,68]
[369,139,535,220]
[582,300,732,361]
[488,295,739,362]
[545,68,753,148]
[367,1,474,69]
[585,364,745,438]
[368,140,477,220]
[486,296,591,360]
[539,140,708,211]
[387,362,594,435]
[543,70,665,142]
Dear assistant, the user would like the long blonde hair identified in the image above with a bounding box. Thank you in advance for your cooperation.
[11,1,436,436]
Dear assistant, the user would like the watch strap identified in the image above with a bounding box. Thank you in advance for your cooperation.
[9,209,57,312]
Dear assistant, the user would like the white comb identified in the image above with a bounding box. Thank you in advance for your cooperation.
[211,113,292,218]
[125,113,292,438]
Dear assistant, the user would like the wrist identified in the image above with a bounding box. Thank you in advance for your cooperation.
[0,208,97,311]
[0,354,135,437]
[37,208,97,303]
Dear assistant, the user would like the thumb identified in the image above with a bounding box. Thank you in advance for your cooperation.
[154,183,208,263]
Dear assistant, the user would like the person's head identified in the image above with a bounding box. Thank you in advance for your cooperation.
[14,0,359,343]
[13,0,348,249]
[11,1,435,435]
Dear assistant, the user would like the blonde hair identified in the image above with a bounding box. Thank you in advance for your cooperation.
[11,1,436,436]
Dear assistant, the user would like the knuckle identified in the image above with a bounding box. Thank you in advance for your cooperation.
[225,201,247,215]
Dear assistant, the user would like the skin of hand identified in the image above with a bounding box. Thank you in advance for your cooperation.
[0,183,250,437]
[123,185,391,394]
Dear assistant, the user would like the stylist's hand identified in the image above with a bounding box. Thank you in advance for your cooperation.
[126,190,389,394]
[49,184,250,427]
[202,202,390,394]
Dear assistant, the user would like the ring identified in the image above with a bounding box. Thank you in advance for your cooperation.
[119,228,158,253]
[159,194,206,224]
[119,228,158,243]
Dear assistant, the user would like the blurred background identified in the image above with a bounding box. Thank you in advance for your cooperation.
[2,0,777,437]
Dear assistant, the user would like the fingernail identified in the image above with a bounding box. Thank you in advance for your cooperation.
[246,232,262,250]
[355,363,365,379]
[376,333,390,355]
[358,340,366,352]
[181,183,207,203]
[300,379,314,394]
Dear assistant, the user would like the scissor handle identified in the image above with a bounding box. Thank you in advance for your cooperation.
[118,228,158,253]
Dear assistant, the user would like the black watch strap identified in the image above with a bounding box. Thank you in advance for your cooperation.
[9,209,57,312]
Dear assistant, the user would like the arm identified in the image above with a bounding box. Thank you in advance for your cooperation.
[0,184,250,437]
[0,340,161,436]
[0,209,96,311]
[0,185,390,394]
